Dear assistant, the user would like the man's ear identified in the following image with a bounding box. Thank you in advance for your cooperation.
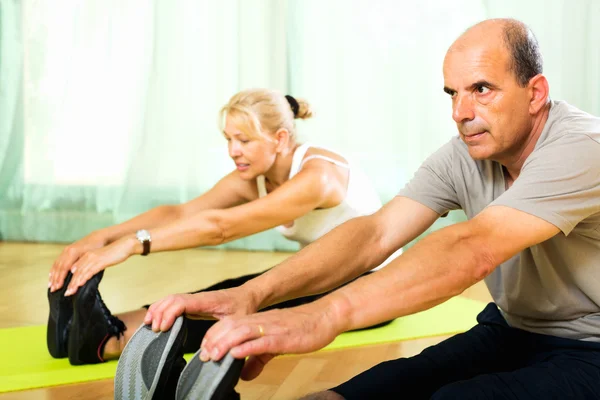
[528,74,549,114]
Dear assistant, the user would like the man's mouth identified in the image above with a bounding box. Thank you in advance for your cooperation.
[463,131,486,142]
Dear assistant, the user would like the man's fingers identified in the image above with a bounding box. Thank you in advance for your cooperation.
[200,317,248,362]
[150,302,168,332]
[201,317,235,355]
[230,335,279,360]
[147,297,184,332]
[159,305,185,331]
[143,309,153,325]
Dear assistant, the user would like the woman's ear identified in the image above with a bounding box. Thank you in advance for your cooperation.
[274,129,290,153]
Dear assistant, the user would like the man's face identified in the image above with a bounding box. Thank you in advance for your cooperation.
[442,42,533,161]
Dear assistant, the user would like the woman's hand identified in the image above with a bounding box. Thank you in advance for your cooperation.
[48,233,107,292]
[63,236,137,296]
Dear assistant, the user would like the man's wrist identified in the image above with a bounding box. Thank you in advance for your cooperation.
[241,281,268,312]
[321,292,353,335]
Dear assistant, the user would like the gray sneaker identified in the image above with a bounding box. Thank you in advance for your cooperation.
[114,316,187,400]
[175,349,244,400]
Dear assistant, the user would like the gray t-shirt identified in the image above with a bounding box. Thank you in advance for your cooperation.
[398,100,600,342]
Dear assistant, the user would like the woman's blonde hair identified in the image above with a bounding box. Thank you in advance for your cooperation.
[219,89,312,141]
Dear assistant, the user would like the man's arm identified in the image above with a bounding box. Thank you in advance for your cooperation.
[144,196,439,331]
[244,196,441,310]
[198,204,559,373]
[326,204,560,331]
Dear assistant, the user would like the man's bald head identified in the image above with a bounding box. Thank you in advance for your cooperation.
[443,18,550,164]
[451,19,543,87]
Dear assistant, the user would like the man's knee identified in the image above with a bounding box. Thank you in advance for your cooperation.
[299,390,345,400]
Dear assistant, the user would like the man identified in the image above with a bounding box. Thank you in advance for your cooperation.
[146,18,600,398]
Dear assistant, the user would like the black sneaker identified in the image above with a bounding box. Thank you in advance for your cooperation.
[115,316,188,400]
[47,271,74,358]
[157,356,188,400]
[175,349,244,400]
[68,270,126,365]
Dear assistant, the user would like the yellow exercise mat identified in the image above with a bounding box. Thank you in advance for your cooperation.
[0,297,486,393]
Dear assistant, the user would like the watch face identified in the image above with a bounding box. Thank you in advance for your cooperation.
[137,230,151,241]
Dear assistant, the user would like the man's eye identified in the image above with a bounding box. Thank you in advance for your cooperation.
[476,86,490,94]
[445,90,456,98]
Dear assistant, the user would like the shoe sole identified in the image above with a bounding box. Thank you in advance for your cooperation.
[47,272,73,358]
[114,316,184,400]
[175,349,244,400]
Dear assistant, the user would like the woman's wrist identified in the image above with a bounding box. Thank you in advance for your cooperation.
[126,234,144,255]
[83,230,109,247]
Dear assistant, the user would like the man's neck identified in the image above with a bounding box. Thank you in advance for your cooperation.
[502,102,551,181]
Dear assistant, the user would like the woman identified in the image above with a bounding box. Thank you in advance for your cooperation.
[47,88,400,366]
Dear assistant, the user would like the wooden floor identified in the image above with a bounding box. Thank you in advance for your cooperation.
[0,242,493,400]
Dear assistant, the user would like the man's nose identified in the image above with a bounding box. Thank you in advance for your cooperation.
[453,93,475,123]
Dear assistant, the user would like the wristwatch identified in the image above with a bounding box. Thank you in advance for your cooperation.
[136,229,152,256]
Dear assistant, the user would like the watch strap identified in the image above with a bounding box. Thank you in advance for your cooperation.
[141,239,150,256]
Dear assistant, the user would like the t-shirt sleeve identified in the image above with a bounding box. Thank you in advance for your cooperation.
[490,134,600,235]
[397,139,461,215]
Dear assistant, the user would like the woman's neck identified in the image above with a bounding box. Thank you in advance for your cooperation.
[263,143,301,188]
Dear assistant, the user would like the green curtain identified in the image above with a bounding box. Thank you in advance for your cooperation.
[0,0,598,250]
[0,0,24,242]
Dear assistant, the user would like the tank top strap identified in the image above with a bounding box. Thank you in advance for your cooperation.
[256,175,268,198]
[299,154,350,170]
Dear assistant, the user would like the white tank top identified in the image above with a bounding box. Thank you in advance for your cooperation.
[257,143,402,269]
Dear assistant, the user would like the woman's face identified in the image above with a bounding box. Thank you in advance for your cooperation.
[224,115,278,180]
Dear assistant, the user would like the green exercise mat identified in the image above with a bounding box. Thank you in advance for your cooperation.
[0,297,485,393]
[323,296,485,351]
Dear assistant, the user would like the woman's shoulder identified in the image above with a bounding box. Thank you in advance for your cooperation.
[290,143,351,208]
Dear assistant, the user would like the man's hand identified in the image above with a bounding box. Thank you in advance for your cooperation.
[144,286,261,332]
[199,301,344,381]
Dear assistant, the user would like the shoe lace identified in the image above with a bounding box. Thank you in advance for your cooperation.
[95,291,126,338]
